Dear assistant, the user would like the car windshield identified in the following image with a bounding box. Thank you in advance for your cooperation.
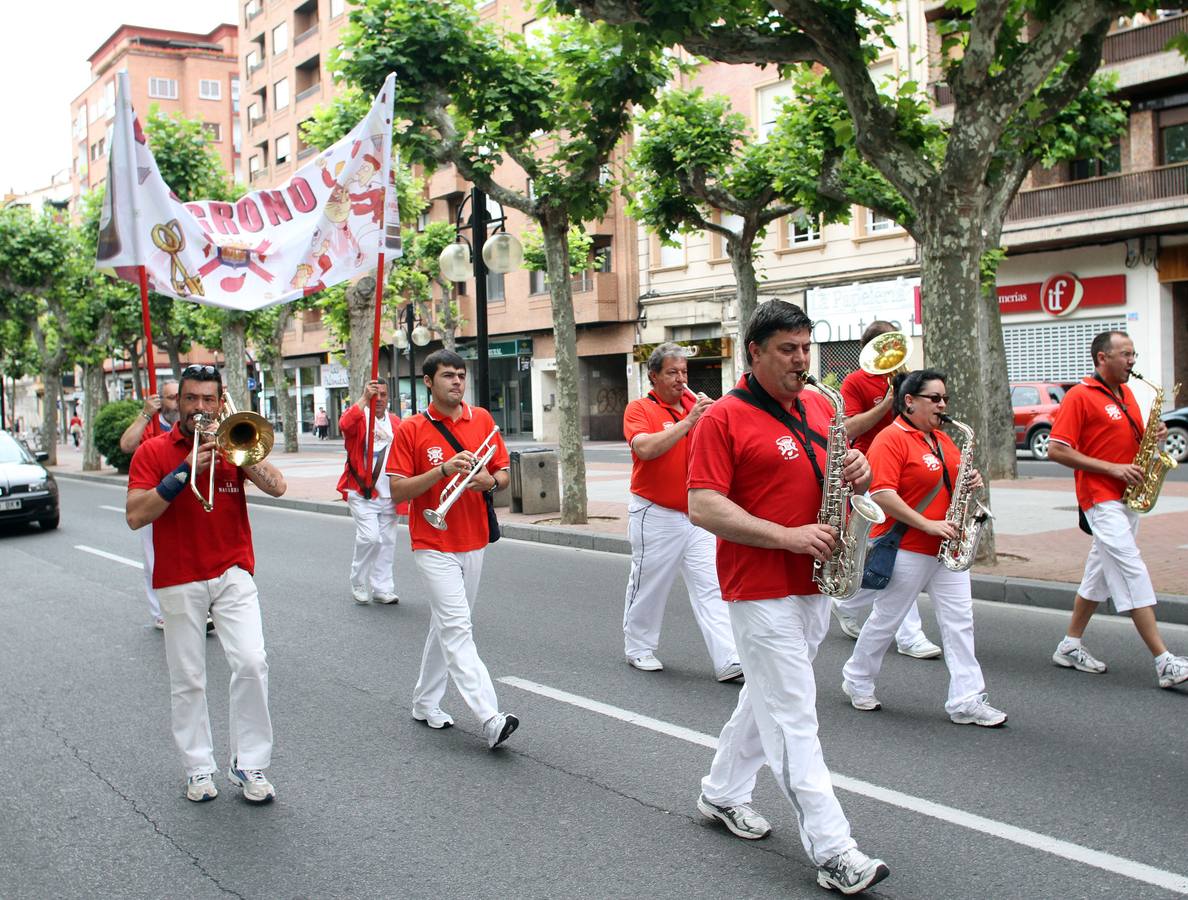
[0,433,35,465]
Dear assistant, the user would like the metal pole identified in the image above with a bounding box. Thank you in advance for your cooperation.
[407,305,418,415]
[472,186,490,411]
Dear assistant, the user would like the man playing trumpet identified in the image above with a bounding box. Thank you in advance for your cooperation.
[387,350,520,748]
[125,364,287,804]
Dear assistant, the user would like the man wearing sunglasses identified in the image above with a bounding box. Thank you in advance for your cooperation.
[126,364,289,804]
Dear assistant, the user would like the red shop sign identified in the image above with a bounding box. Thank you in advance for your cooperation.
[997,273,1126,317]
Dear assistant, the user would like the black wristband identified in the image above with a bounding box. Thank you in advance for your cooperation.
[156,461,192,502]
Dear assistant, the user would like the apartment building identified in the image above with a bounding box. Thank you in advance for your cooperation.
[69,24,240,216]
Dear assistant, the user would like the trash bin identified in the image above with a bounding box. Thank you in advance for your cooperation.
[509,448,560,515]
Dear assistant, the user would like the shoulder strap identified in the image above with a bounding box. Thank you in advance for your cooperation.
[644,392,682,425]
[1082,378,1144,442]
[728,375,828,487]
[884,478,946,539]
[426,414,466,454]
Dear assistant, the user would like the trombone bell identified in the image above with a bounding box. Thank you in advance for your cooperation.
[190,392,276,511]
[859,330,911,380]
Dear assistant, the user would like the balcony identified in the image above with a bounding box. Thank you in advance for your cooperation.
[249,114,266,130]
[250,166,270,183]
[573,271,620,324]
[1006,162,1188,221]
[295,24,319,46]
[296,82,322,103]
[1104,13,1188,64]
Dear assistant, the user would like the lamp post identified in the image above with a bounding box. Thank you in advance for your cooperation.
[438,187,523,410]
[394,303,431,415]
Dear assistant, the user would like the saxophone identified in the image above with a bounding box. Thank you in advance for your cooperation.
[1122,372,1181,513]
[936,415,993,572]
[802,374,886,599]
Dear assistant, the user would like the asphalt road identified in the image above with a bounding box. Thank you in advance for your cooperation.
[2,480,1186,899]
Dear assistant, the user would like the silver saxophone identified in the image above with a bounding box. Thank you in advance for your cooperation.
[936,414,993,572]
[803,374,886,599]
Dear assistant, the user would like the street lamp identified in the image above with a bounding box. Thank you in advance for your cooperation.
[438,187,522,410]
[394,303,431,415]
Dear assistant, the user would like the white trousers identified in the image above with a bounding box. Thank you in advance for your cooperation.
[412,549,499,724]
[622,496,738,669]
[836,589,926,649]
[157,566,272,777]
[843,551,984,714]
[1078,501,1156,612]
[701,595,855,865]
[141,526,160,620]
[347,491,397,594]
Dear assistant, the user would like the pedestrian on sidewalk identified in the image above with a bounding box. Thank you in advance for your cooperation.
[841,369,1007,727]
[314,407,330,440]
[125,364,287,804]
[119,381,180,631]
[832,320,941,661]
[387,350,519,749]
[1047,330,1188,690]
[68,414,83,448]
[621,342,742,682]
[338,381,401,605]
[688,301,889,896]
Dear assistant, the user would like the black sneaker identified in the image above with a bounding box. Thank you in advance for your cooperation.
[817,848,890,894]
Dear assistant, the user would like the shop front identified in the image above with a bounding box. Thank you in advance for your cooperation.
[456,338,533,435]
[632,337,729,399]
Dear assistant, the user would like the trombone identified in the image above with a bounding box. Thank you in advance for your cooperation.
[423,426,500,530]
[858,330,912,383]
[190,392,275,512]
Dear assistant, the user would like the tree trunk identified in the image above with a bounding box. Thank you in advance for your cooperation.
[128,342,143,400]
[221,315,250,410]
[727,238,761,378]
[272,307,299,453]
[165,336,184,383]
[347,275,377,402]
[82,361,105,471]
[542,214,588,524]
[40,365,62,466]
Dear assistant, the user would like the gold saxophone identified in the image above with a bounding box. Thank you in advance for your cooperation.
[1122,372,1181,513]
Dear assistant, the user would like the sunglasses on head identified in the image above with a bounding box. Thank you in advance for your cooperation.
[181,364,219,380]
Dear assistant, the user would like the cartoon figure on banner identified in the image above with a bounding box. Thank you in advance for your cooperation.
[290,262,328,298]
[196,237,276,293]
[150,219,204,297]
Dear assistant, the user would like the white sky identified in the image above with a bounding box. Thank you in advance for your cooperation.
[1,0,237,196]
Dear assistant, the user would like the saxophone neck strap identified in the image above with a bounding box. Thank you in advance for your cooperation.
[729,373,828,488]
[897,414,954,496]
[1086,375,1143,442]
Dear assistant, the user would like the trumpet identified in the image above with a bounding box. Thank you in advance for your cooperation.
[190,392,275,512]
[423,426,500,531]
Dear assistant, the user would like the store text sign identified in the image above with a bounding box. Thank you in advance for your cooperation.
[997,273,1126,317]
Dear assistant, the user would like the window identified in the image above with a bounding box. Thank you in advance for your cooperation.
[246,49,260,72]
[865,209,898,234]
[756,80,793,140]
[656,238,685,269]
[529,269,548,294]
[868,55,897,98]
[90,139,105,160]
[203,123,222,143]
[1069,142,1121,180]
[231,78,240,113]
[522,17,553,49]
[148,77,178,99]
[272,21,289,55]
[233,119,242,152]
[249,155,263,174]
[103,80,116,116]
[329,0,345,18]
[712,211,744,259]
[486,272,505,302]
[1162,123,1188,164]
[1010,385,1041,407]
[1002,318,1127,381]
[248,101,262,124]
[274,77,290,110]
[276,133,291,164]
[244,0,261,21]
[787,213,822,245]
[199,79,222,100]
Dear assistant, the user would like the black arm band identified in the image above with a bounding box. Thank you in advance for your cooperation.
[156,461,192,502]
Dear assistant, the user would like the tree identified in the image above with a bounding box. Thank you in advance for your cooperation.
[248,299,318,452]
[390,222,465,352]
[333,0,674,523]
[0,316,37,429]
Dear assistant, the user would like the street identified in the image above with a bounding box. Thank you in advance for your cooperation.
[2,479,1186,899]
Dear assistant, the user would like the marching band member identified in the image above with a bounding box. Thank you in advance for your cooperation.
[338,380,401,605]
[1047,331,1187,688]
[841,370,1007,727]
[387,350,520,748]
[690,301,889,896]
[125,365,287,803]
[621,343,742,681]
[834,322,941,660]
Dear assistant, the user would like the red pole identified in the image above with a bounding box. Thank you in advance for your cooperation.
[363,253,386,493]
[138,266,158,396]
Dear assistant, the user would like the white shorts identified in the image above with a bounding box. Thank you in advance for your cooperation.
[1077,500,1156,612]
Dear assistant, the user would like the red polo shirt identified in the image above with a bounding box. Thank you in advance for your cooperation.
[386,402,510,553]
[688,377,833,600]
[127,428,254,589]
[868,419,960,556]
[623,390,697,512]
[139,413,173,444]
[1049,378,1144,511]
[841,369,894,454]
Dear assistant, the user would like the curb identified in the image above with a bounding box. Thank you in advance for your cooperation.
[54,470,1188,624]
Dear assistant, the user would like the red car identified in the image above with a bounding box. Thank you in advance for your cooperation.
[1011,381,1069,459]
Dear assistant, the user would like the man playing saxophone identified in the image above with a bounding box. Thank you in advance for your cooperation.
[841,369,1007,727]
[1047,331,1187,689]
[689,301,890,896]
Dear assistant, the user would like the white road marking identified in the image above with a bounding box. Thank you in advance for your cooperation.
[499,676,1188,895]
[74,545,143,570]
[99,505,125,513]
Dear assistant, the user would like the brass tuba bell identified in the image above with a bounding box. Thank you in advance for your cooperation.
[858,330,912,382]
[191,392,275,511]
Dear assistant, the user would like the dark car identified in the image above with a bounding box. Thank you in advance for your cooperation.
[1164,405,1188,464]
[1010,381,1070,460]
[0,431,59,530]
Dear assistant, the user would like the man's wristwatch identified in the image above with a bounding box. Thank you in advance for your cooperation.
[140,411,152,421]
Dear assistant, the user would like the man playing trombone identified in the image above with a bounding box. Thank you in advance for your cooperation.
[387,350,520,749]
[125,364,287,804]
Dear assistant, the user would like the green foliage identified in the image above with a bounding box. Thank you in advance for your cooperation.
[143,107,236,202]
[520,225,594,274]
[92,399,141,472]
[979,245,1008,291]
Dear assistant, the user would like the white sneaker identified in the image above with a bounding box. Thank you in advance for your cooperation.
[817,848,890,894]
[831,599,862,640]
[153,618,165,631]
[949,694,1007,727]
[412,707,454,729]
[627,653,664,672]
[227,758,276,803]
[185,772,217,802]
[1052,642,1107,674]
[715,661,744,683]
[842,680,881,711]
[372,590,400,605]
[897,635,943,660]
[1157,654,1188,689]
[351,584,370,605]
[484,713,519,749]
[697,794,771,840]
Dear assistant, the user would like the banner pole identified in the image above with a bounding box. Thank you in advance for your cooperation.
[363,253,386,494]
[138,266,158,396]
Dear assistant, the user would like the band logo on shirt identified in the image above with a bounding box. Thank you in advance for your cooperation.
[1104,403,1123,421]
[427,446,445,465]
[922,452,941,471]
[216,480,241,494]
[775,435,801,461]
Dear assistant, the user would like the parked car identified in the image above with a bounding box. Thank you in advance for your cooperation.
[1010,381,1070,460]
[0,430,59,530]
[1164,405,1188,463]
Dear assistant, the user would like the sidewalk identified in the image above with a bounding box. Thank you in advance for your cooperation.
[48,436,1188,621]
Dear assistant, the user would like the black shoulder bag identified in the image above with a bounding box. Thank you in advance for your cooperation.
[425,415,501,544]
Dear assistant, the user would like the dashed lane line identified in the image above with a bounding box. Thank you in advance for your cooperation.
[74,545,143,570]
[498,675,1188,896]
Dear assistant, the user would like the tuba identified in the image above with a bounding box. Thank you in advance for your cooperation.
[190,393,275,512]
[1122,373,1180,513]
[936,415,993,571]
[803,374,886,599]
[859,330,911,383]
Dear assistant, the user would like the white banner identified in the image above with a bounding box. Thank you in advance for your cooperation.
[96,72,399,312]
